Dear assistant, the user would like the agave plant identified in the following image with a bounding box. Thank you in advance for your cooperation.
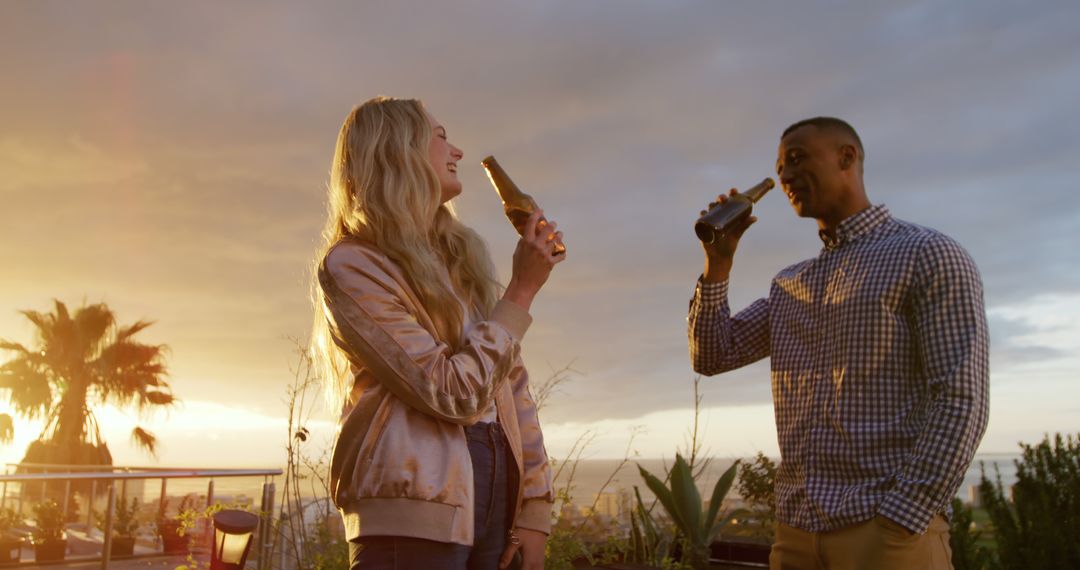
[628,486,672,567]
[638,454,739,570]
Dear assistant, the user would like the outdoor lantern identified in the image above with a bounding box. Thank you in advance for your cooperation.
[211,509,259,570]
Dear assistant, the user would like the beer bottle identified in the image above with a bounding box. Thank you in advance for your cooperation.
[695,178,775,244]
[481,156,566,254]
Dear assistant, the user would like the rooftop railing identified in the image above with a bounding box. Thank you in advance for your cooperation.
[1,463,281,569]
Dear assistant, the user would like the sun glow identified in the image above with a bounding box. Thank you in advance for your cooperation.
[0,402,44,467]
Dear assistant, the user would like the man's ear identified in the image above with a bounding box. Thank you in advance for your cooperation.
[839,144,857,170]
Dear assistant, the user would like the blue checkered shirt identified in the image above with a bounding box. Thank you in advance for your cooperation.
[688,205,989,534]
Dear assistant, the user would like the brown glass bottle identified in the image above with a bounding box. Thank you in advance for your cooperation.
[694,178,775,244]
[481,156,566,254]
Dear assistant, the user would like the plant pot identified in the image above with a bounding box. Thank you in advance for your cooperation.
[33,538,67,563]
[710,538,772,565]
[161,533,190,554]
[111,535,136,557]
[0,536,24,564]
[158,519,190,554]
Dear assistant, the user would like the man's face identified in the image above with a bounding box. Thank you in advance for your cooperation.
[776,125,848,220]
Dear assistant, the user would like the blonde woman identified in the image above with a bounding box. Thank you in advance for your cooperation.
[312,97,562,570]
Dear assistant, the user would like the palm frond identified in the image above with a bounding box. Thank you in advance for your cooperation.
[19,309,53,333]
[141,389,176,407]
[73,303,116,359]
[97,365,170,402]
[0,340,33,354]
[116,320,155,342]
[0,361,53,418]
[130,426,158,457]
[53,300,70,322]
[100,341,166,366]
[0,414,13,444]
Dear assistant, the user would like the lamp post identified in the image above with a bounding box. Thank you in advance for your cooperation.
[211,509,259,570]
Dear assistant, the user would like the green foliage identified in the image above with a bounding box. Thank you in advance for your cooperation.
[948,497,996,570]
[156,494,198,538]
[273,344,350,570]
[638,454,738,569]
[979,433,1080,570]
[31,500,65,542]
[629,485,679,567]
[0,507,25,535]
[94,497,141,537]
[735,451,777,541]
[544,524,591,570]
[306,515,349,570]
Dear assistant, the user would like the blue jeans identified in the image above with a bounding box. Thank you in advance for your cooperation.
[349,421,512,570]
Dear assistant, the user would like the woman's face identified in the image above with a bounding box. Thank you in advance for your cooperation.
[426,110,464,204]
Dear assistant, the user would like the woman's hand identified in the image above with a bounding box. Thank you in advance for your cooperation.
[503,209,566,312]
[499,527,546,570]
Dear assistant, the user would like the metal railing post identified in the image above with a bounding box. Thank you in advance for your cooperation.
[100,480,115,570]
[258,479,276,570]
[87,480,97,531]
[159,477,168,515]
[204,478,215,549]
[62,479,71,520]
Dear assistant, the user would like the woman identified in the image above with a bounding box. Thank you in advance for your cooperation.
[311,96,562,570]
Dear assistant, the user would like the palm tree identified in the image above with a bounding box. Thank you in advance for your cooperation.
[0,300,174,469]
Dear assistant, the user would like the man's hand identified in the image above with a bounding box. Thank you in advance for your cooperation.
[701,188,757,282]
[499,527,546,570]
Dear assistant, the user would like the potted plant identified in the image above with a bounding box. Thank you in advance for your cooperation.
[638,455,739,570]
[0,507,26,564]
[704,451,775,565]
[96,497,141,557]
[31,500,67,563]
[156,495,196,554]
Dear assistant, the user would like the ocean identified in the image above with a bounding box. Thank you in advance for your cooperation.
[75,453,1019,516]
[551,453,1022,507]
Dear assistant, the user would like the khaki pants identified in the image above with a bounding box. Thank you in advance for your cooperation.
[770,515,953,570]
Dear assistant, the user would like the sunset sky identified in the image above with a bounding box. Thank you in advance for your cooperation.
[2,1,1078,468]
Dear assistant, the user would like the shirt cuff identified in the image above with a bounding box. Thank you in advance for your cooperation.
[695,275,729,307]
[877,491,937,535]
[490,299,533,342]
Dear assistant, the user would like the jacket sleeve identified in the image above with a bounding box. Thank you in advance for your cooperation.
[508,360,554,534]
[319,245,532,425]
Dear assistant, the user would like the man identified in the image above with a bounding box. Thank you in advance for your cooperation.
[688,117,989,569]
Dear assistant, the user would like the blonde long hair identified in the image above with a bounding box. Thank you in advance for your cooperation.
[311,97,501,409]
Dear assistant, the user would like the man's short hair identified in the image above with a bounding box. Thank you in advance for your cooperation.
[783,117,865,161]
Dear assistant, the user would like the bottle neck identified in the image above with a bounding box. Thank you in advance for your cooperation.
[482,156,528,202]
[744,178,775,203]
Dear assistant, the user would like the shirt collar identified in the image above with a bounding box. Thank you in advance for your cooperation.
[818,204,890,250]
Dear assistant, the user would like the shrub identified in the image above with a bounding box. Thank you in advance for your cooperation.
[31,500,65,543]
[735,451,777,541]
[979,433,1080,570]
[948,497,995,570]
